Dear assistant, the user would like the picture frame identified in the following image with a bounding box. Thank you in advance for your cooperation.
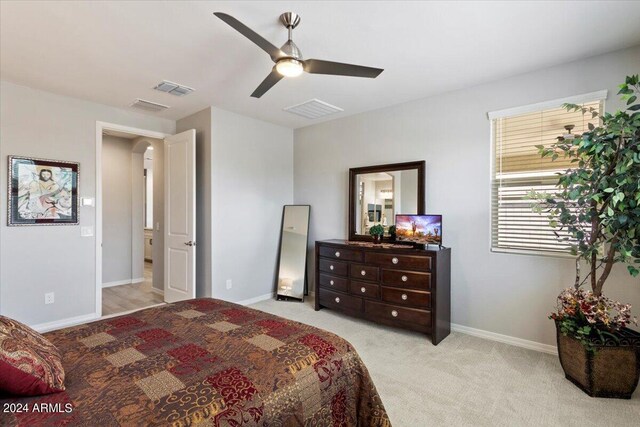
[8,155,79,226]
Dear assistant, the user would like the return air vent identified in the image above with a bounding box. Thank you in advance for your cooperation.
[130,99,170,112]
[283,99,343,119]
[153,80,195,96]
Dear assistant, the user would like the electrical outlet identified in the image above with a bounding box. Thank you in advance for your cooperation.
[226,279,232,290]
[45,292,55,305]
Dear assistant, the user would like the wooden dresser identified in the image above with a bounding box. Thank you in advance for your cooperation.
[315,239,451,345]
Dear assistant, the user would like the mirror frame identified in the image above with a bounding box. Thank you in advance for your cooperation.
[275,204,311,301]
[348,161,425,241]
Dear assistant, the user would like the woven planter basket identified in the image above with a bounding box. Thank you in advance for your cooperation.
[556,322,640,399]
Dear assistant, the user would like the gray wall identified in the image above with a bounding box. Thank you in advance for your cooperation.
[102,135,134,284]
[293,45,640,347]
[131,149,144,281]
[0,81,175,325]
[148,137,165,293]
[101,136,163,288]
[176,108,212,298]
[400,169,418,214]
[210,107,293,302]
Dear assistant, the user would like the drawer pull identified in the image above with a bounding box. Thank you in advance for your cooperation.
[330,280,334,286]
[401,275,408,282]
[330,265,334,270]
[335,251,341,258]
[360,287,366,293]
[361,270,366,276]
[392,257,399,264]
[391,310,398,317]
[401,293,408,301]
[335,297,340,303]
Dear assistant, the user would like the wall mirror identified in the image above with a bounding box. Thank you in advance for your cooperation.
[276,205,311,301]
[349,161,425,241]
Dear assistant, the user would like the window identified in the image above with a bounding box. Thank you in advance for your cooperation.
[490,91,606,256]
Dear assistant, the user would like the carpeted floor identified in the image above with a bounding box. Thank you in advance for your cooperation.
[250,297,640,427]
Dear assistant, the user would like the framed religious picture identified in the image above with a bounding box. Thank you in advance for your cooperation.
[8,156,79,226]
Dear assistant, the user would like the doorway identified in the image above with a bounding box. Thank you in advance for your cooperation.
[100,129,164,316]
[95,122,197,318]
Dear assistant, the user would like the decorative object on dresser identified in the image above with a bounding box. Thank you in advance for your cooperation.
[275,205,311,301]
[315,239,451,345]
[369,224,384,244]
[349,161,425,242]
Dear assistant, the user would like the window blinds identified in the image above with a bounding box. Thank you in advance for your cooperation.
[491,99,603,255]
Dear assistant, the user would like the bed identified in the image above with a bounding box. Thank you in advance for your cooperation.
[1,298,390,426]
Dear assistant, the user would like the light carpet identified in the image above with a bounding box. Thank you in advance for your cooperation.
[250,297,640,427]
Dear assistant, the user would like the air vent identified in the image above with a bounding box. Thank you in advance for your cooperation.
[153,80,195,96]
[130,99,170,112]
[283,99,343,119]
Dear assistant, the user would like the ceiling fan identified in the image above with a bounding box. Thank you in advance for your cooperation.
[214,12,384,98]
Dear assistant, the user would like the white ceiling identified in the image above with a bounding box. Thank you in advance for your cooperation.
[2,1,640,129]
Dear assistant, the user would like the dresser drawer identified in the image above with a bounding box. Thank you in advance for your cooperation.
[318,274,348,292]
[365,252,431,271]
[318,246,363,262]
[381,286,431,308]
[350,264,379,281]
[364,300,431,326]
[349,280,380,299]
[318,259,348,277]
[381,269,431,290]
[320,289,363,312]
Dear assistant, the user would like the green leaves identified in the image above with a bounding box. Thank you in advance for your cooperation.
[532,76,640,292]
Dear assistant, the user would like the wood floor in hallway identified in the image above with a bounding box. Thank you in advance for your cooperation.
[102,261,165,316]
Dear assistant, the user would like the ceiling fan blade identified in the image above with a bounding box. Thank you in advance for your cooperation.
[304,59,383,78]
[214,12,283,61]
[251,68,284,98]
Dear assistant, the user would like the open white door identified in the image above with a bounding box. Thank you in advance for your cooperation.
[164,129,196,302]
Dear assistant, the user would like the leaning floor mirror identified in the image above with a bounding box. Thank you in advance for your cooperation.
[276,205,311,301]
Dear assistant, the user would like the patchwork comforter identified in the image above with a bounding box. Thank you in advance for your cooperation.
[1,299,390,426]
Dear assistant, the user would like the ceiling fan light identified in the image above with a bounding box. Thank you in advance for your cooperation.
[276,59,303,77]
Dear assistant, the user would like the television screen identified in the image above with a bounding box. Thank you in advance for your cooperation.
[395,214,442,245]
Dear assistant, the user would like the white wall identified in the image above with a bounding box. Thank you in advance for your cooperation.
[102,135,134,284]
[0,81,175,326]
[293,45,640,347]
[210,107,294,302]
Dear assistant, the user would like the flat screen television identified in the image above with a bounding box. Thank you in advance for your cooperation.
[395,214,442,245]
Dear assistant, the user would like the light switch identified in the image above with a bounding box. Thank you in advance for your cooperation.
[81,226,94,237]
[81,197,95,207]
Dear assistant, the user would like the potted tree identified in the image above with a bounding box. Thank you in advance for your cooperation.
[532,75,640,398]
[369,224,384,244]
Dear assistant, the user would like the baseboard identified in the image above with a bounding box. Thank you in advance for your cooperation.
[236,292,275,306]
[451,323,557,355]
[102,277,144,288]
[151,287,164,296]
[32,312,100,333]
